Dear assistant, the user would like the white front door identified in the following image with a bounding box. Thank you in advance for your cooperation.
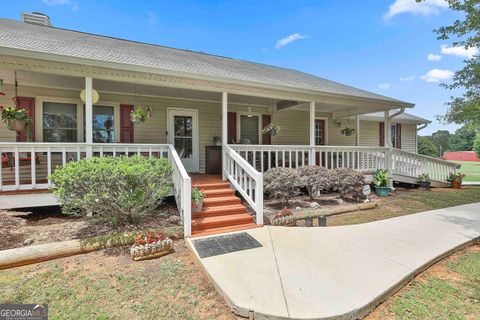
[167,108,199,172]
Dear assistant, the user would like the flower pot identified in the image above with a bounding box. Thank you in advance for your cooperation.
[6,119,26,132]
[419,181,431,190]
[375,186,391,197]
[451,180,462,189]
[192,202,203,212]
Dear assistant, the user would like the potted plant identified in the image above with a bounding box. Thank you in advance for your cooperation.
[340,127,356,136]
[373,169,391,197]
[447,172,466,189]
[130,105,152,123]
[272,207,296,226]
[0,105,32,133]
[191,187,205,212]
[130,231,173,261]
[262,123,281,136]
[417,173,431,190]
[213,136,222,146]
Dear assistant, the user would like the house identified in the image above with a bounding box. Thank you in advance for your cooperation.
[0,13,459,237]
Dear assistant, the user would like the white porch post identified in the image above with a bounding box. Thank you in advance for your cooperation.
[222,92,228,180]
[85,77,93,158]
[355,114,360,146]
[309,101,315,165]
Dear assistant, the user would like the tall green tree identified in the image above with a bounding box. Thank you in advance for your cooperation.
[448,125,477,151]
[417,0,480,127]
[418,136,440,157]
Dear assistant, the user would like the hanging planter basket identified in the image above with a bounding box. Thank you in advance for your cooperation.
[6,119,26,132]
[130,106,152,124]
[262,123,281,136]
[340,127,356,136]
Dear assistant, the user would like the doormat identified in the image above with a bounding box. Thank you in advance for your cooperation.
[192,232,262,258]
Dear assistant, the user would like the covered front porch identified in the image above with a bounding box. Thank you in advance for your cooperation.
[0,64,457,237]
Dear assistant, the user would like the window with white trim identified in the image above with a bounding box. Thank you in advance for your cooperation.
[239,115,259,144]
[42,102,78,142]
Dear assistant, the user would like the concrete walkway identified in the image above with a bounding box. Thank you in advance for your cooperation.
[187,203,480,320]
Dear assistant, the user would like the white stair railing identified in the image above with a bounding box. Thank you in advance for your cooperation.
[223,144,263,225]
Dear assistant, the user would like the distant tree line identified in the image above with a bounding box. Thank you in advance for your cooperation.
[418,126,478,158]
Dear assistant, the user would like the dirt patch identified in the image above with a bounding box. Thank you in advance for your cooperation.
[0,198,181,251]
[0,241,235,319]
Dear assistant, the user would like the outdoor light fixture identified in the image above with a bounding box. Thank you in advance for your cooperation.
[80,88,100,104]
[247,107,253,117]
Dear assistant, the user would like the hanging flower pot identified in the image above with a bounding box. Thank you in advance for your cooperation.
[340,127,356,136]
[6,119,26,132]
[130,106,152,124]
[262,123,281,136]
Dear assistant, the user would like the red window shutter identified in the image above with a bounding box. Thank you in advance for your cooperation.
[396,123,402,149]
[227,112,237,144]
[262,114,271,145]
[120,104,134,143]
[15,97,35,142]
[379,122,385,147]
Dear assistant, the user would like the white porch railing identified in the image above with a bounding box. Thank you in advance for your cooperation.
[230,144,459,183]
[0,142,192,237]
[223,144,263,225]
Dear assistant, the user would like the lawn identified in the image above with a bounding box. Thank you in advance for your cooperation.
[454,161,480,182]
[328,186,480,226]
[0,242,234,320]
[367,245,480,320]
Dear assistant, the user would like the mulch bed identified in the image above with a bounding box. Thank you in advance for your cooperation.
[0,198,181,251]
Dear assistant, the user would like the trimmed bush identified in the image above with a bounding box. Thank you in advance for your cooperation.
[297,165,335,200]
[50,155,173,226]
[332,168,366,201]
[264,167,300,205]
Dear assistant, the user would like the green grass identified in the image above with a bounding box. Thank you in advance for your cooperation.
[454,161,480,182]
[372,246,480,320]
[329,187,480,226]
[0,247,232,320]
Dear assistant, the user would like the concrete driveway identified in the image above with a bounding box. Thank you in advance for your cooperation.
[187,203,480,320]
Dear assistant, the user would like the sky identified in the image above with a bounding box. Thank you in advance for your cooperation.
[1,0,474,135]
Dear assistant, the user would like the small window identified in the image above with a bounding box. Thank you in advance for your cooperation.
[240,115,259,144]
[43,102,78,142]
[83,105,115,143]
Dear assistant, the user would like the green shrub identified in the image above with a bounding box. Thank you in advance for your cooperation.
[263,167,300,205]
[297,165,335,200]
[473,132,480,159]
[373,169,390,188]
[50,156,173,226]
[332,168,366,201]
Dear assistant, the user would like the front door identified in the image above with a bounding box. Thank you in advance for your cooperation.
[167,109,199,172]
[315,119,325,166]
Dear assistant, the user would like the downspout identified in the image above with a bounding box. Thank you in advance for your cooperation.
[415,121,430,154]
[388,107,405,121]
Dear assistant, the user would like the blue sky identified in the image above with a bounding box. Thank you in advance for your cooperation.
[2,0,473,135]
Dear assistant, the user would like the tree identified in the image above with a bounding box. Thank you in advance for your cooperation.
[431,130,451,155]
[473,133,480,159]
[418,136,439,158]
[448,125,477,151]
[417,1,480,127]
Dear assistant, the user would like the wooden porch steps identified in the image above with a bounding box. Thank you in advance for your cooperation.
[191,174,258,237]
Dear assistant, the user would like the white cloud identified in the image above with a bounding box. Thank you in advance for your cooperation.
[275,33,306,49]
[427,53,442,61]
[421,68,454,83]
[43,0,79,11]
[378,83,391,90]
[384,0,448,20]
[400,75,415,81]
[440,44,478,59]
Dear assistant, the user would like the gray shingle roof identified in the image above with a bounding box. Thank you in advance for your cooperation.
[0,18,413,106]
[362,111,430,124]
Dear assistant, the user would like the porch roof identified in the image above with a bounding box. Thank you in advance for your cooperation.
[360,111,431,124]
[0,18,414,108]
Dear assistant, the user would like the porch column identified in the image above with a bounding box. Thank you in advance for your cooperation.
[85,77,93,157]
[308,101,316,165]
[384,110,393,175]
[355,114,360,146]
[222,92,228,179]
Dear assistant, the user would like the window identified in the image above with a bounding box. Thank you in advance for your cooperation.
[173,115,193,158]
[315,119,325,145]
[240,115,259,144]
[43,102,78,142]
[83,105,115,143]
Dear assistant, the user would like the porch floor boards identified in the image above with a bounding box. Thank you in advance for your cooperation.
[191,174,260,238]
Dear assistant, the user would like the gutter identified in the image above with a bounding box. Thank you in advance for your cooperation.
[388,108,405,120]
